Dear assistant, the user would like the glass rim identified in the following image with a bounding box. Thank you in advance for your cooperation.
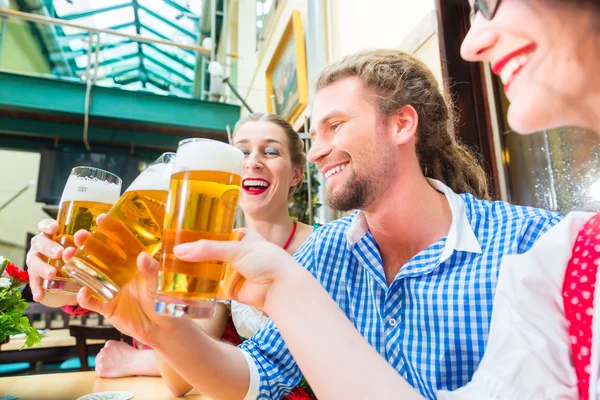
[71,166,121,181]
[148,152,177,167]
[178,138,227,148]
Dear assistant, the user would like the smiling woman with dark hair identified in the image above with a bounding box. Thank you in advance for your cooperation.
[442,0,600,399]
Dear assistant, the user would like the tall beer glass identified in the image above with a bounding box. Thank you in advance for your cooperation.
[63,153,175,302]
[154,139,243,319]
[43,167,121,295]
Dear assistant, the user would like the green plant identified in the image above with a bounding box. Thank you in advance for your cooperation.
[0,257,42,348]
[289,163,321,225]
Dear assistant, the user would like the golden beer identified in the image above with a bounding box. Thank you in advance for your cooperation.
[63,153,175,302]
[48,200,114,270]
[155,139,243,319]
[44,167,121,295]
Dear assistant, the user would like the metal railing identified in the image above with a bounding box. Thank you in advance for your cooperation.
[0,7,239,103]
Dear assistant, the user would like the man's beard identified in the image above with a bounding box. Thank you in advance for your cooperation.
[326,167,376,212]
[325,121,393,212]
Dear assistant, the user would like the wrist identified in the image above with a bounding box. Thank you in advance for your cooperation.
[263,262,311,317]
[145,317,200,350]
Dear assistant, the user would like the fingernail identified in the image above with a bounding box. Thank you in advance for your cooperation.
[174,244,191,255]
[50,246,61,256]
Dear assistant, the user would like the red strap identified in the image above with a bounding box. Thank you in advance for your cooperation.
[563,212,600,400]
[282,221,297,250]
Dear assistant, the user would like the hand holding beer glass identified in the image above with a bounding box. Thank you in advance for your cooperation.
[43,167,121,295]
[63,153,175,302]
[154,139,244,319]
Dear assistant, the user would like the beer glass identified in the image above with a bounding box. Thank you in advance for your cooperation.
[43,167,121,295]
[63,153,175,302]
[154,139,243,319]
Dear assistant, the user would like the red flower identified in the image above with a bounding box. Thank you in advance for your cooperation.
[5,262,29,284]
[285,387,315,399]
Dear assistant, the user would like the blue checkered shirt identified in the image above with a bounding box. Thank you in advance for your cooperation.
[239,180,562,399]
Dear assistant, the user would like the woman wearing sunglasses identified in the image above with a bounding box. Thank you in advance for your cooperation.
[442,0,600,399]
[73,1,600,399]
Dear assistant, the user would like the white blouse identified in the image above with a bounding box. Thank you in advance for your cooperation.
[231,300,269,339]
[438,212,598,400]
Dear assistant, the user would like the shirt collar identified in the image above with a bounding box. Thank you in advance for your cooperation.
[345,179,482,262]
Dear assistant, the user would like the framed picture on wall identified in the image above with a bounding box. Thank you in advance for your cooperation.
[265,10,308,125]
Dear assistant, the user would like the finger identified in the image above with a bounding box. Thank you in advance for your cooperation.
[38,219,59,236]
[95,352,105,366]
[62,247,77,263]
[25,252,50,301]
[32,234,63,260]
[173,239,244,263]
[137,252,159,295]
[77,287,106,314]
[26,255,57,302]
[73,229,91,247]
[25,251,57,280]
[97,213,107,224]
[28,269,45,302]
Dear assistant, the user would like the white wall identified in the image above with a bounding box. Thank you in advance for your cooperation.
[0,150,47,265]
[236,0,443,116]
[327,0,435,60]
[327,0,442,87]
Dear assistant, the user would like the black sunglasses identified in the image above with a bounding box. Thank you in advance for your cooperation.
[473,0,502,20]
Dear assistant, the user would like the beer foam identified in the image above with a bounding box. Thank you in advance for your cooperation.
[61,175,121,204]
[173,140,244,175]
[126,162,174,192]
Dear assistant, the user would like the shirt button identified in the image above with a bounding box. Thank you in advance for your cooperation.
[389,318,397,327]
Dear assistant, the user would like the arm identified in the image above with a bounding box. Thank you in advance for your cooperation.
[157,302,231,397]
[73,251,254,400]
[149,320,252,399]
[263,265,423,400]
[174,229,423,400]
[75,228,418,400]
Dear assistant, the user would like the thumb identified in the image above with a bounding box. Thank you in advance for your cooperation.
[137,252,159,295]
[173,239,244,264]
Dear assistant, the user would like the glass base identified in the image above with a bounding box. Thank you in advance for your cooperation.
[42,276,82,295]
[63,258,120,303]
[154,295,216,319]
